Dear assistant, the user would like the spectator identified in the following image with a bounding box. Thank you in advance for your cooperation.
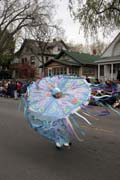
[0,82,4,97]
[17,81,22,97]
[94,78,100,84]
[9,81,18,99]
[117,70,120,81]
[85,75,90,83]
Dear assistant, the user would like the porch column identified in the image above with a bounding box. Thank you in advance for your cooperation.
[111,63,113,80]
[104,65,107,80]
[12,70,16,78]
[98,64,100,80]
[67,67,69,75]
[79,66,82,76]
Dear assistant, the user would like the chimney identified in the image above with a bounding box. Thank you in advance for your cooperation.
[92,49,97,55]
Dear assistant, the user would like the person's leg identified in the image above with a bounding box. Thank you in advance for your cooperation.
[14,90,18,99]
[54,126,71,149]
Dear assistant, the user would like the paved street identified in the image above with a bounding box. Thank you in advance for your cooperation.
[0,97,120,180]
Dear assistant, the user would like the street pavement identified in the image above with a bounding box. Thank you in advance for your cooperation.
[0,97,120,180]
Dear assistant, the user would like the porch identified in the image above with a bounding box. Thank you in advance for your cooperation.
[98,62,120,81]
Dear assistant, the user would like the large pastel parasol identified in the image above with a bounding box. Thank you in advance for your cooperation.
[27,75,91,125]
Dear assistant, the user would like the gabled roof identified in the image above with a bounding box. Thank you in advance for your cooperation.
[47,39,69,50]
[39,58,79,68]
[39,50,99,68]
[55,50,99,64]
[100,32,120,57]
[95,55,120,64]
[15,39,38,57]
[95,32,120,63]
[15,39,69,57]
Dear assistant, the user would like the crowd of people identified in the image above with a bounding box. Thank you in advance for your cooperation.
[86,78,120,108]
[0,79,32,99]
[0,77,120,109]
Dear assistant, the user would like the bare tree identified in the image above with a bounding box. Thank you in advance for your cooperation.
[27,16,65,76]
[68,41,84,52]
[89,41,107,55]
[0,0,54,55]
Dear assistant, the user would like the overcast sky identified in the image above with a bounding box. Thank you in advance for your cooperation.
[54,0,85,44]
[53,0,119,45]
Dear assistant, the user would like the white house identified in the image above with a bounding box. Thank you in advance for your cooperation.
[95,32,120,81]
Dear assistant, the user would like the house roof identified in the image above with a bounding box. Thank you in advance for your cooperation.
[55,50,99,64]
[95,55,120,64]
[47,39,69,50]
[100,32,120,57]
[39,58,79,68]
[95,32,120,63]
[39,50,99,68]
[15,39,69,57]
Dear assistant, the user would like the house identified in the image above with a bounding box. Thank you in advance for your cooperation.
[95,32,120,81]
[10,39,68,79]
[40,50,99,78]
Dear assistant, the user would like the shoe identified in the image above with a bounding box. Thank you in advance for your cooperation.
[56,142,62,150]
[64,142,72,146]
[63,142,72,149]
[63,143,70,147]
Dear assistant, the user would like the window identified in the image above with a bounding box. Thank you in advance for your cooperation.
[24,58,27,63]
[63,67,67,74]
[47,67,69,76]
[56,68,60,75]
[113,64,120,73]
[30,56,35,60]
[100,65,104,76]
[69,67,79,75]
[21,57,27,64]
[83,66,95,75]
[21,58,24,64]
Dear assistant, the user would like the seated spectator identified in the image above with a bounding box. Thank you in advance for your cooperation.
[113,99,120,108]
[104,80,112,93]
[94,78,100,84]
[85,75,90,83]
